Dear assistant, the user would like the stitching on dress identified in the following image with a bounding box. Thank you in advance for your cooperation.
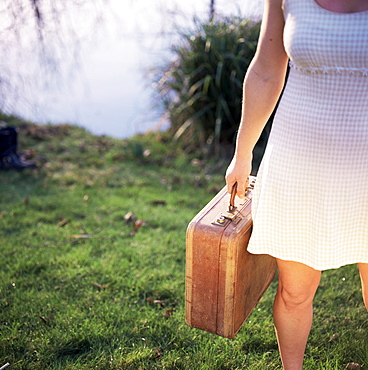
[289,60,368,76]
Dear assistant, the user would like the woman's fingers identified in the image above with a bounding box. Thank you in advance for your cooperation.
[235,177,249,199]
[225,156,252,198]
[225,174,249,199]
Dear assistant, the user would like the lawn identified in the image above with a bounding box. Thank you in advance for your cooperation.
[0,116,367,369]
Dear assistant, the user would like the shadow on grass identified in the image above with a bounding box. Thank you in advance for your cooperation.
[55,338,94,359]
[241,339,278,355]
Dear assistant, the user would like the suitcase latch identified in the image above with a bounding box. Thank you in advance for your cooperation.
[212,211,241,227]
[212,177,256,227]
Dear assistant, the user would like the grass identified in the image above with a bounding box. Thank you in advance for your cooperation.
[0,116,368,369]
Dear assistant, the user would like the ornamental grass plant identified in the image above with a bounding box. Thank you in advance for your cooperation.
[152,15,274,160]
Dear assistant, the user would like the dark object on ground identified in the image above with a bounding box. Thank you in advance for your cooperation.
[0,126,37,170]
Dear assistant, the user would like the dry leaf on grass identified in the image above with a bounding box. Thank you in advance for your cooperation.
[124,212,136,223]
[57,219,71,227]
[70,234,93,239]
[38,315,48,324]
[165,309,174,319]
[154,300,165,307]
[328,333,339,342]
[146,298,166,308]
[134,220,146,231]
[37,315,55,324]
[92,283,106,290]
[346,363,363,369]
[155,348,163,359]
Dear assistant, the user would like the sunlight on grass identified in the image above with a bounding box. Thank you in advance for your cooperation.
[1,118,368,369]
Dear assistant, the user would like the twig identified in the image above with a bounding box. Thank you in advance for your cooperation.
[0,363,10,370]
[94,227,103,234]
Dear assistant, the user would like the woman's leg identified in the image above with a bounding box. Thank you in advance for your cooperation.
[358,263,368,310]
[273,259,321,370]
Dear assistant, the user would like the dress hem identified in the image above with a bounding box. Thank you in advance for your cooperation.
[247,248,368,271]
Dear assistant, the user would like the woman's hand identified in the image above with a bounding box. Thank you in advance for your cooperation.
[225,155,252,199]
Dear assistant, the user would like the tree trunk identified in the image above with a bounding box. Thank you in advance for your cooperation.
[210,0,215,20]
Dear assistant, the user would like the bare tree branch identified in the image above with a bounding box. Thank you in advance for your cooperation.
[0,0,113,114]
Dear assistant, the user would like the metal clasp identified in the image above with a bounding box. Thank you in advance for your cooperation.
[212,211,241,227]
[211,177,255,227]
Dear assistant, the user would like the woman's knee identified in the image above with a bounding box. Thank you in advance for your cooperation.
[277,283,316,310]
[276,259,321,311]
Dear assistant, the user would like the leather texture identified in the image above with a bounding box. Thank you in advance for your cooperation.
[185,180,276,338]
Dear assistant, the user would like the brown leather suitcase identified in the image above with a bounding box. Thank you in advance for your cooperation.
[185,177,276,338]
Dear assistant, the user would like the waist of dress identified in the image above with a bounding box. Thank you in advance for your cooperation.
[289,60,368,76]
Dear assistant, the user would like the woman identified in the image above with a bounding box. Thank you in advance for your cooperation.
[225,0,368,368]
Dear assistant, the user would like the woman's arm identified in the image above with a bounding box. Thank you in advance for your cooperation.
[225,0,289,197]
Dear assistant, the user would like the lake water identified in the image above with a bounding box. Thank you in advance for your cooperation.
[10,0,262,139]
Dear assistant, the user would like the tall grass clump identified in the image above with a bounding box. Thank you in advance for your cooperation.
[154,16,269,160]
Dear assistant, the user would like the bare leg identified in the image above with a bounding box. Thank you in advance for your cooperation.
[273,259,321,370]
[358,263,368,311]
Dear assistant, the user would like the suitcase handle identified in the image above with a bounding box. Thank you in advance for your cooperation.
[229,183,238,212]
[229,177,255,212]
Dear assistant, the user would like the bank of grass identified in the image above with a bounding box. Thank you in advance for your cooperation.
[0,116,367,369]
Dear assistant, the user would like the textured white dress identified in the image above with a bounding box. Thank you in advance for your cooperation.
[247,0,368,270]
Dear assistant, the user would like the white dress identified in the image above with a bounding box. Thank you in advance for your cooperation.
[247,0,368,270]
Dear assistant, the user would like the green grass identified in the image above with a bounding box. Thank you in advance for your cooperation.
[1,116,368,369]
